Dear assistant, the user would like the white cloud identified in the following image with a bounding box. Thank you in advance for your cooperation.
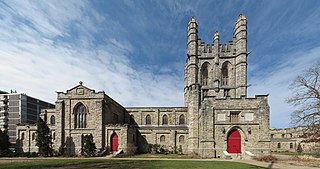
[0,1,184,107]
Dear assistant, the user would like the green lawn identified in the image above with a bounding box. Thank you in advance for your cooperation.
[0,158,266,169]
[132,153,197,159]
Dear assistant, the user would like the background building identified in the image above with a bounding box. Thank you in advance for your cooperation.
[270,127,320,154]
[0,90,9,132]
[0,91,55,145]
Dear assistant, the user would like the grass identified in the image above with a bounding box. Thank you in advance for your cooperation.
[0,158,266,169]
[131,153,197,159]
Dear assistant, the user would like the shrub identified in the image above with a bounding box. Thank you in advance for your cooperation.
[177,145,183,155]
[82,134,96,157]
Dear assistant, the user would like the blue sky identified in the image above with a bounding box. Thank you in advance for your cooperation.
[0,0,320,128]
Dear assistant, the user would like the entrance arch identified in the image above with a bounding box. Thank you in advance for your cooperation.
[227,129,241,153]
[111,133,118,152]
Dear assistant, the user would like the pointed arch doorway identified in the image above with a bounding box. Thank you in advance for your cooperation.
[227,129,241,153]
[111,133,118,152]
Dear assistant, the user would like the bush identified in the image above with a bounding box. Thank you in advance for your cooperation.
[254,155,278,162]
[177,145,183,155]
[147,144,171,154]
[82,134,96,157]
[0,149,16,157]
[0,130,11,151]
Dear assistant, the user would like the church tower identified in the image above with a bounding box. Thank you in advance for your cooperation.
[184,17,201,153]
[184,15,250,155]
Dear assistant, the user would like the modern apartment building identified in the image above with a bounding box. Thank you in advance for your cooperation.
[0,91,55,144]
[0,90,9,133]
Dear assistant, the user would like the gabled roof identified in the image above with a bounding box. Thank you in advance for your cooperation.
[56,81,99,94]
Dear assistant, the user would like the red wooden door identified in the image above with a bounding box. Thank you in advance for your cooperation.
[227,129,241,153]
[111,133,118,151]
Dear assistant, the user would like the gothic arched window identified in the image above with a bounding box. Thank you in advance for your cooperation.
[179,114,185,125]
[162,114,168,125]
[74,103,88,128]
[201,63,209,85]
[146,115,151,125]
[50,115,55,125]
[222,62,229,86]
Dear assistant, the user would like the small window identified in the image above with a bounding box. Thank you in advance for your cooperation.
[277,143,281,149]
[179,114,185,125]
[282,134,285,138]
[160,135,165,142]
[179,135,184,143]
[53,132,55,141]
[146,115,151,125]
[230,111,240,123]
[50,115,55,125]
[21,133,25,140]
[32,133,35,140]
[290,143,293,149]
[162,114,168,125]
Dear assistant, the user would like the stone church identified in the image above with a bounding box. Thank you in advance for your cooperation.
[16,15,271,158]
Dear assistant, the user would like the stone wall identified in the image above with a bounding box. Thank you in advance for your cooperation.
[200,95,271,158]
[16,123,56,153]
[126,107,189,153]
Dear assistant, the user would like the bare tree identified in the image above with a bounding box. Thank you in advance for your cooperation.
[287,63,320,142]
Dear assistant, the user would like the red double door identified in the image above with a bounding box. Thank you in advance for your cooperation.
[227,129,241,153]
[111,133,118,152]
